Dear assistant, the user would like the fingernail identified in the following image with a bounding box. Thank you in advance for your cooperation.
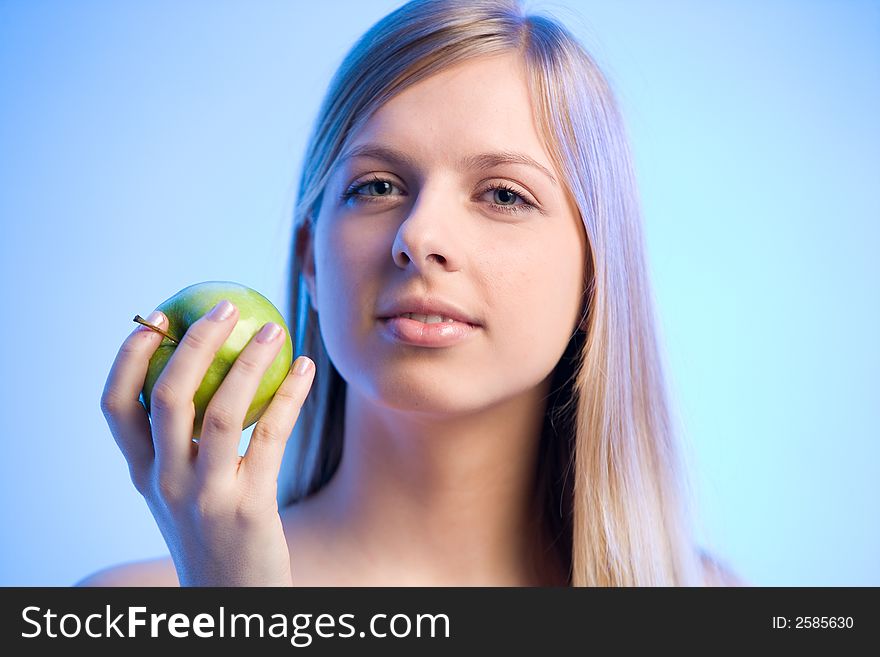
[293,356,313,376]
[207,299,235,321]
[256,322,282,343]
[146,310,165,326]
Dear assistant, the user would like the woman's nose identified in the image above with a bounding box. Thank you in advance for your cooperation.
[390,187,460,271]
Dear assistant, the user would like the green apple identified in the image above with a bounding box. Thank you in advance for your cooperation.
[134,281,293,440]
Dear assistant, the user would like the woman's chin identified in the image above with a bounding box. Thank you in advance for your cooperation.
[364,378,491,417]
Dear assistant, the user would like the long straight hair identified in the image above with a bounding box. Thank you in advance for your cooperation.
[277,0,705,586]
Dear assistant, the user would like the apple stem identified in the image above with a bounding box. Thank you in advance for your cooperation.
[133,314,179,344]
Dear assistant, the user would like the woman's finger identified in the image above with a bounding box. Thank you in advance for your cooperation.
[148,300,239,475]
[100,310,166,476]
[239,356,315,494]
[195,321,287,482]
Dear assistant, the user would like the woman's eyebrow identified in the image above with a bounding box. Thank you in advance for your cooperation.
[336,143,558,187]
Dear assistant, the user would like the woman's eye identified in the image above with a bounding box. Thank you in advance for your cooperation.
[483,183,538,214]
[351,179,395,198]
[486,186,536,215]
[341,176,397,202]
[340,176,537,215]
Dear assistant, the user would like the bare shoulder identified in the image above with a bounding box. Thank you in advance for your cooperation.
[700,551,749,587]
[74,556,179,587]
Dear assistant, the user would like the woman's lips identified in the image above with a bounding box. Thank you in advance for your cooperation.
[378,316,480,348]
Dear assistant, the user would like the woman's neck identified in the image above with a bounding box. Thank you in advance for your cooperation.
[300,374,560,585]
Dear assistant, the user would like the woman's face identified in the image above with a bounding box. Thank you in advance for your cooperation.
[305,52,587,415]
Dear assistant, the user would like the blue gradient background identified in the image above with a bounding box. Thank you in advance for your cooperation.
[1,1,877,586]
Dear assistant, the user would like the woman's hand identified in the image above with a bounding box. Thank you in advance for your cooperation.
[99,300,315,586]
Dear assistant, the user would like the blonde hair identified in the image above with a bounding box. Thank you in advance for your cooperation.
[278,0,706,586]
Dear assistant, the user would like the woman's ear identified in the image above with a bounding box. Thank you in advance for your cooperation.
[576,286,590,333]
[578,267,594,333]
[295,216,318,313]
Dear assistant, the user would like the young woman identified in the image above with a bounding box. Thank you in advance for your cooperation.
[80,0,744,587]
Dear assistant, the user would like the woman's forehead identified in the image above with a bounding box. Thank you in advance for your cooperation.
[350,54,547,153]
